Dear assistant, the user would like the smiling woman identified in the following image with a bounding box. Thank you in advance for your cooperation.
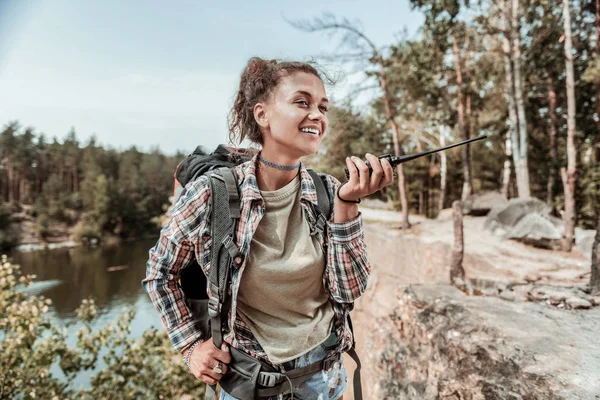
[251,71,329,172]
[143,56,394,400]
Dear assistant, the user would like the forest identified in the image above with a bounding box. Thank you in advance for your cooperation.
[0,124,182,249]
[301,0,599,255]
[1,0,599,256]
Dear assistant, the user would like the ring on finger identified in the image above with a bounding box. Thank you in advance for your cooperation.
[213,361,223,374]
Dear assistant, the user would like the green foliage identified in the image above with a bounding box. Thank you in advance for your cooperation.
[1,125,182,248]
[0,199,17,250]
[92,176,111,222]
[0,256,205,399]
[72,221,103,244]
[315,104,388,176]
[36,174,69,222]
[309,0,599,226]
[2,0,600,237]
[583,57,600,85]
[36,213,51,240]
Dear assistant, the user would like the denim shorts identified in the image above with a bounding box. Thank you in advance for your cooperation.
[219,333,347,400]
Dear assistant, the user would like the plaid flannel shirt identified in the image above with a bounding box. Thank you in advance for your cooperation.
[143,154,371,368]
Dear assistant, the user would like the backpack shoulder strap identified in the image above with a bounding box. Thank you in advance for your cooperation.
[307,169,331,221]
[206,167,241,349]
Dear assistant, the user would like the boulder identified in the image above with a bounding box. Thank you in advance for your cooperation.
[566,297,592,309]
[483,197,565,249]
[484,197,551,235]
[529,285,573,303]
[462,191,507,216]
[504,213,564,249]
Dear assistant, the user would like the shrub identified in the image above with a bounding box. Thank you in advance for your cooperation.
[0,204,17,250]
[0,256,205,399]
[36,213,51,240]
[72,221,103,245]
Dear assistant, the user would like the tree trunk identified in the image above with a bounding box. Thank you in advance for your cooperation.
[416,138,426,216]
[18,173,25,204]
[500,1,521,198]
[379,60,410,229]
[502,159,511,198]
[464,91,474,199]
[426,159,432,218]
[546,72,559,207]
[439,126,448,212]
[464,35,474,201]
[35,165,42,196]
[72,165,79,192]
[452,34,473,202]
[6,157,14,204]
[591,217,600,294]
[395,158,410,228]
[501,129,512,199]
[450,200,466,285]
[68,166,73,192]
[596,0,600,140]
[511,0,530,198]
[561,0,577,252]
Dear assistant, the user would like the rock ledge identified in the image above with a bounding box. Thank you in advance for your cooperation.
[380,284,600,400]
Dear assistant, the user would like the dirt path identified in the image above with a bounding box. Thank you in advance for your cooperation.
[343,207,592,399]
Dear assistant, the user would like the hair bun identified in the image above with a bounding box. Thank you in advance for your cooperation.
[246,57,272,77]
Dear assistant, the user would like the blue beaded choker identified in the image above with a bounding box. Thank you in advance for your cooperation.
[258,155,301,171]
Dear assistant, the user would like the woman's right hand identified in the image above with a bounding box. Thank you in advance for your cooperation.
[187,338,232,385]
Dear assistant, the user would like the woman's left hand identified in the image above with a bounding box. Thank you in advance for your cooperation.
[338,153,394,202]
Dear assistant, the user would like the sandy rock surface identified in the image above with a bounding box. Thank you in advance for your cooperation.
[344,207,598,399]
[381,285,600,399]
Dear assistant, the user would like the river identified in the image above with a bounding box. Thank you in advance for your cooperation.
[9,238,162,321]
[7,238,166,385]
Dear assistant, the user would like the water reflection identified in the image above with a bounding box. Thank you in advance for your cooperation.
[9,238,159,317]
[7,238,168,388]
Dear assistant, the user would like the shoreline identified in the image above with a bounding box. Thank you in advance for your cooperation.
[7,234,159,254]
[12,240,79,252]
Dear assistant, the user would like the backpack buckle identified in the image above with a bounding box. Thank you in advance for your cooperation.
[207,296,220,318]
[257,372,285,388]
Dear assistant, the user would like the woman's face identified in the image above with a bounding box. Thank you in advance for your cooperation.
[255,72,328,159]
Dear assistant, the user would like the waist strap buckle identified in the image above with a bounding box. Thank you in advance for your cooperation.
[257,372,284,388]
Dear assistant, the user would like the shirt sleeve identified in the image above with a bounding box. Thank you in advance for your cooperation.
[142,176,211,351]
[321,173,371,304]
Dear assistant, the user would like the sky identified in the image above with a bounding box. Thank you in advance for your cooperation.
[0,0,424,155]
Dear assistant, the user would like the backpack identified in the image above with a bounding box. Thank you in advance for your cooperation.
[174,145,362,400]
[174,145,331,302]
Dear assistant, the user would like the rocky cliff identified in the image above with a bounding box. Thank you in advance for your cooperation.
[379,284,599,399]
[348,210,598,400]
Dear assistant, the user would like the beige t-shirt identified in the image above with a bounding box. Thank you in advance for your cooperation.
[236,174,334,363]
